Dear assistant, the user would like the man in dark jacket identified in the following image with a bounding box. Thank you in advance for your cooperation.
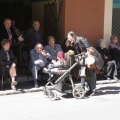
[30,43,51,88]
[24,20,42,51]
[0,18,24,56]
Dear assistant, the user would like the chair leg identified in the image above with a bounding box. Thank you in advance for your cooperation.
[1,76,3,88]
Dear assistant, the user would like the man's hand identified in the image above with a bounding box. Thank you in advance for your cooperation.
[34,59,44,65]
[18,35,24,42]
[38,59,45,66]
[38,59,44,64]
[41,50,47,56]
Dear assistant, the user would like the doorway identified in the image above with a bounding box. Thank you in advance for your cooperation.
[44,3,57,45]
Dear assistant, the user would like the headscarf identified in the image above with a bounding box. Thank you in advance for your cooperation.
[57,51,64,58]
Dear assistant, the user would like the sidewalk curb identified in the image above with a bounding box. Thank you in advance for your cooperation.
[0,80,120,96]
[0,87,44,96]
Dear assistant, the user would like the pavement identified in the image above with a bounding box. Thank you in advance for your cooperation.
[0,74,120,96]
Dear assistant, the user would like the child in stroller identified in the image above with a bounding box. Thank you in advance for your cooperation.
[47,50,75,73]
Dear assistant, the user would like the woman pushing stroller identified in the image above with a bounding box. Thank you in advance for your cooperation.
[66,31,103,96]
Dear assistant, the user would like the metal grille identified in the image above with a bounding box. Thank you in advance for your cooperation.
[112,0,120,40]
[112,9,120,39]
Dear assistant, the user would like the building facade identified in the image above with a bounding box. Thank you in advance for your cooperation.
[59,0,113,46]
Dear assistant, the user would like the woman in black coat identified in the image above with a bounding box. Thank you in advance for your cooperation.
[0,39,17,90]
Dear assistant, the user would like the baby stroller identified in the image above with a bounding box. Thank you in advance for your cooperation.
[44,53,86,101]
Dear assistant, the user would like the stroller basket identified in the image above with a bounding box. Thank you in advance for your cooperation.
[55,62,78,84]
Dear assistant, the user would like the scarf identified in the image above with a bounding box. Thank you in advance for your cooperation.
[110,43,120,50]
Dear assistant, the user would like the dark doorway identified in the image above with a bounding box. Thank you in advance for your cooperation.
[44,3,57,45]
[0,2,32,31]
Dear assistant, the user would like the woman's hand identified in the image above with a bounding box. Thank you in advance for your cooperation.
[104,55,108,60]
[68,40,72,46]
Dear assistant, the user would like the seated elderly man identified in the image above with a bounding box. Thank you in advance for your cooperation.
[30,43,51,88]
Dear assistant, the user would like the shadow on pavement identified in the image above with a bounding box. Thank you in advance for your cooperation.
[0,80,47,91]
[96,86,120,96]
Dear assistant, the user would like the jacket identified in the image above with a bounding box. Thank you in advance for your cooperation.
[0,48,17,76]
[24,28,42,51]
[30,48,50,68]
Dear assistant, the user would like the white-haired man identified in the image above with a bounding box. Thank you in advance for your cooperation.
[30,43,51,88]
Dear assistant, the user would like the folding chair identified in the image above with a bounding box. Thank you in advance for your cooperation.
[0,70,10,89]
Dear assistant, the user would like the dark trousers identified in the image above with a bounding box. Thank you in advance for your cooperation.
[107,60,117,77]
[87,69,96,91]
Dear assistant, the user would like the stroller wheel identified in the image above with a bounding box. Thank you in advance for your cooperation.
[48,90,57,101]
[73,86,85,99]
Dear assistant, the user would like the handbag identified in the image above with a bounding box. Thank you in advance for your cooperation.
[78,65,86,78]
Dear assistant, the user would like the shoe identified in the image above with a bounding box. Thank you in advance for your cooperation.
[34,84,39,88]
[107,77,111,80]
[113,76,118,80]
[90,91,96,96]
[11,84,16,90]
[11,81,17,85]
[34,79,38,88]
[11,81,17,90]
[85,90,91,96]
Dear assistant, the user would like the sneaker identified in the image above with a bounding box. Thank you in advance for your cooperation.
[11,85,16,90]
[90,91,96,96]
[113,76,118,81]
[11,81,17,86]
[107,77,111,80]
[34,84,39,88]
[11,81,17,90]
[85,90,91,96]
